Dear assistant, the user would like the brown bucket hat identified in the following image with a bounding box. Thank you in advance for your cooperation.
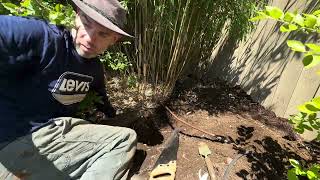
[71,0,133,37]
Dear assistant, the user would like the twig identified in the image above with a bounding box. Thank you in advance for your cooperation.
[164,106,216,138]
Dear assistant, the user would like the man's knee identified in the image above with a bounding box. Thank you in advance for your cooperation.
[120,127,137,146]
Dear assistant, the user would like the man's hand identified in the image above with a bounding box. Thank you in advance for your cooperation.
[104,105,116,118]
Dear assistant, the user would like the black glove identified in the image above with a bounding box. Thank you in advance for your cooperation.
[103,102,116,118]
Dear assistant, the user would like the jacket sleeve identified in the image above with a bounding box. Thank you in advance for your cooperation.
[0,15,49,77]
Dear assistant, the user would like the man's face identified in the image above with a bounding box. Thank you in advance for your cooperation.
[73,11,122,59]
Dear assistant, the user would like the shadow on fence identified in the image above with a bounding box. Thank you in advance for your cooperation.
[203,0,319,104]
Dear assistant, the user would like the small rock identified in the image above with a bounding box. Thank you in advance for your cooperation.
[144,88,153,97]
[146,102,157,109]
[226,157,233,164]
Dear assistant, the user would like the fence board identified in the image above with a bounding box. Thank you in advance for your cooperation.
[271,56,303,117]
[284,67,320,117]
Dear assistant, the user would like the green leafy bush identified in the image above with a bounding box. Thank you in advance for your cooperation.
[100,51,132,73]
[0,0,75,28]
[289,97,320,140]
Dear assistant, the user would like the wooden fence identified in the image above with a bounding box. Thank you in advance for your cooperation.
[208,0,320,118]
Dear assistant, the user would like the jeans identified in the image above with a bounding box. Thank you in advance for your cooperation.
[0,117,137,180]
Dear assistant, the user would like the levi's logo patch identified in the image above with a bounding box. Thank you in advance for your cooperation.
[58,78,90,92]
[50,72,93,105]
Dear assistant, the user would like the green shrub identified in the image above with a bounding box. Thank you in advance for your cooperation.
[0,0,75,28]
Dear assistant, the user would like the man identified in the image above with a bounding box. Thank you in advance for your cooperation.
[0,0,138,179]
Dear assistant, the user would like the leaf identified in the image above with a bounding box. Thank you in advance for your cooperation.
[295,165,307,176]
[265,6,284,19]
[307,170,317,179]
[303,55,320,69]
[306,43,320,52]
[2,3,18,14]
[301,123,314,131]
[20,0,31,9]
[312,97,320,108]
[284,12,295,22]
[298,103,315,114]
[304,14,317,28]
[288,169,299,180]
[249,16,266,22]
[249,12,268,22]
[280,24,298,32]
[287,40,306,52]
[305,103,320,112]
[49,12,59,21]
[289,159,301,168]
[280,25,290,32]
[293,14,305,26]
[55,4,62,12]
[313,10,320,16]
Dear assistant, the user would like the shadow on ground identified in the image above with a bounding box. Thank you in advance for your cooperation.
[232,125,305,179]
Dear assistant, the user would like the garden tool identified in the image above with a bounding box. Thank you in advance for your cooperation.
[198,169,209,180]
[149,129,180,180]
[198,142,217,180]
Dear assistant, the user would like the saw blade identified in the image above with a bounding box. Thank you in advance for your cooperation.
[153,129,179,167]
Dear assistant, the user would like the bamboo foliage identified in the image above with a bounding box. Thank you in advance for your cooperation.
[121,0,263,96]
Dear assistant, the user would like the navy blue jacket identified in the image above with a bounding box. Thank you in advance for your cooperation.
[0,15,112,143]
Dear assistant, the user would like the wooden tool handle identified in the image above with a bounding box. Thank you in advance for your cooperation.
[204,157,217,180]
